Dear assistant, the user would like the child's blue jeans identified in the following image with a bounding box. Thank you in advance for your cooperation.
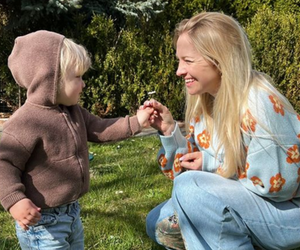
[15,201,84,250]
[147,171,300,250]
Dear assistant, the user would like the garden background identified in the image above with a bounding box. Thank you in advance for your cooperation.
[0,0,300,118]
[0,0,300,249]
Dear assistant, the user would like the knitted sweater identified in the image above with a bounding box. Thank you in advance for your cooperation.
[0,30,141,211]
[157,88,300,203]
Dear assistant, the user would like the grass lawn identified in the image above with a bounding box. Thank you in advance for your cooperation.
[0,134,170,250]
[1,133,300,250]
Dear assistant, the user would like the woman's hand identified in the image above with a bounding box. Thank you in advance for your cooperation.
[180,152,203,171]
[142,99,175,136]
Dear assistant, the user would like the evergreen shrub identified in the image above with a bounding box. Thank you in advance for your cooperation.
[245,8,300,112]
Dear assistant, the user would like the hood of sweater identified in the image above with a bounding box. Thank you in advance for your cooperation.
[8,30,65,106]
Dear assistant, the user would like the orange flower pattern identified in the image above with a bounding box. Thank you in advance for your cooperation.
[158,154,168,168]
[187,141,192,153]
[185,125,194,140]
[193,143,199,152]
[157,92,300,199]
[162,169,174,180]
[174,153,183,172]
[251,176,264,188]
[238,162,249,179]
[216,166,224,175]
[269,173,286,193]
[194,116,201,123]
[197,130,210,149]
[286,145,300,164]
[241,110,257,132]
[269,95,284,116]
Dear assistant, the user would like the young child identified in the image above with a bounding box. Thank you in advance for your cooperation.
[0,30,153,249]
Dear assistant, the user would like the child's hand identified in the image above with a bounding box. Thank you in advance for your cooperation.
[9,198,41,230]
[179,152,203,171]
[136,106,154,128]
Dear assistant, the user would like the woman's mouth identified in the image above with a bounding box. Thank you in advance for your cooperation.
[185,78,195,87]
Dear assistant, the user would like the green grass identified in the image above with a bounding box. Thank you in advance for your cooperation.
[0,135,170,250]
[2,134,299,250]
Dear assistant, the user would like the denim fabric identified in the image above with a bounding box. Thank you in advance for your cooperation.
[16,201,84,250]
[171,171,300,250]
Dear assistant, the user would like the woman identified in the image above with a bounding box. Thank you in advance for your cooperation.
[144,12,300,250]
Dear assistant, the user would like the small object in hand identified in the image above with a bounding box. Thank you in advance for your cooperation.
[148,91,156,95]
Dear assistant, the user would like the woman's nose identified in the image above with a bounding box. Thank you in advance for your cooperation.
[176,61,186,77]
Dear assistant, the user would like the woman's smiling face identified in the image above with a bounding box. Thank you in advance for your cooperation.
[176,33,221,97]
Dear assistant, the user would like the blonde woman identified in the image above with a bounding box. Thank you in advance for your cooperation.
[144,12,300,250]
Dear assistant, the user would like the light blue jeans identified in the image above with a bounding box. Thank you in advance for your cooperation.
[147,171,300,250]
[16,201,84,250]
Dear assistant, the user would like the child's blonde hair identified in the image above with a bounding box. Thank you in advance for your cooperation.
[59,38,91,82]
[174,12,293,178]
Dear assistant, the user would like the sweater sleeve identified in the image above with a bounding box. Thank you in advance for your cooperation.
[0,131,29,210]
[79,106,141,142]
[157,122,200,180]
[238,91,300,202]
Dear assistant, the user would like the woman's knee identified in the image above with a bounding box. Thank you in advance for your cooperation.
[172,171,225,210]
[173,171,200,198]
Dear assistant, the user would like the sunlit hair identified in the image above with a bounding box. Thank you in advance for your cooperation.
[174,12,294,178]
[59,38,91,83]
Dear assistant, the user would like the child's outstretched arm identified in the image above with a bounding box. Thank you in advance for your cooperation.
[9,198,41,230]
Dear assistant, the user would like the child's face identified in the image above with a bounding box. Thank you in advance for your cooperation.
[56,68,85,106]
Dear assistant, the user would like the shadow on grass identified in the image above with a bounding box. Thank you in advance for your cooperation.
[82,156,170,249]
[0,238,20,250]
[80,201,166,250]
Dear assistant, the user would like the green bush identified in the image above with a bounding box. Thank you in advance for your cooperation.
[232,0,300,25]
[80,14,185,119]
[245,7,300,112]
[1,1,300,117]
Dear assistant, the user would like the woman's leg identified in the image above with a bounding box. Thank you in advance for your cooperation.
[172,171,300,250]
[146,199,185,250]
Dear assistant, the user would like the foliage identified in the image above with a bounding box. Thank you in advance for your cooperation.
[232,0,300,24]
[116,0,167,21]
[245,8,300,111]
[1,0,300,116]
[0,0,167,113]
[80,13,185,119]
[152,0,234,30]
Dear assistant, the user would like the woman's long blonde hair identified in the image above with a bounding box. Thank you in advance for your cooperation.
[174,12,293,178]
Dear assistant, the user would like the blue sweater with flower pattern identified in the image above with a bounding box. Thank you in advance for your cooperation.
[157,88,300,203]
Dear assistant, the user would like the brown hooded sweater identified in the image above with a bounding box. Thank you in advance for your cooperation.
[0,30,141,211]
